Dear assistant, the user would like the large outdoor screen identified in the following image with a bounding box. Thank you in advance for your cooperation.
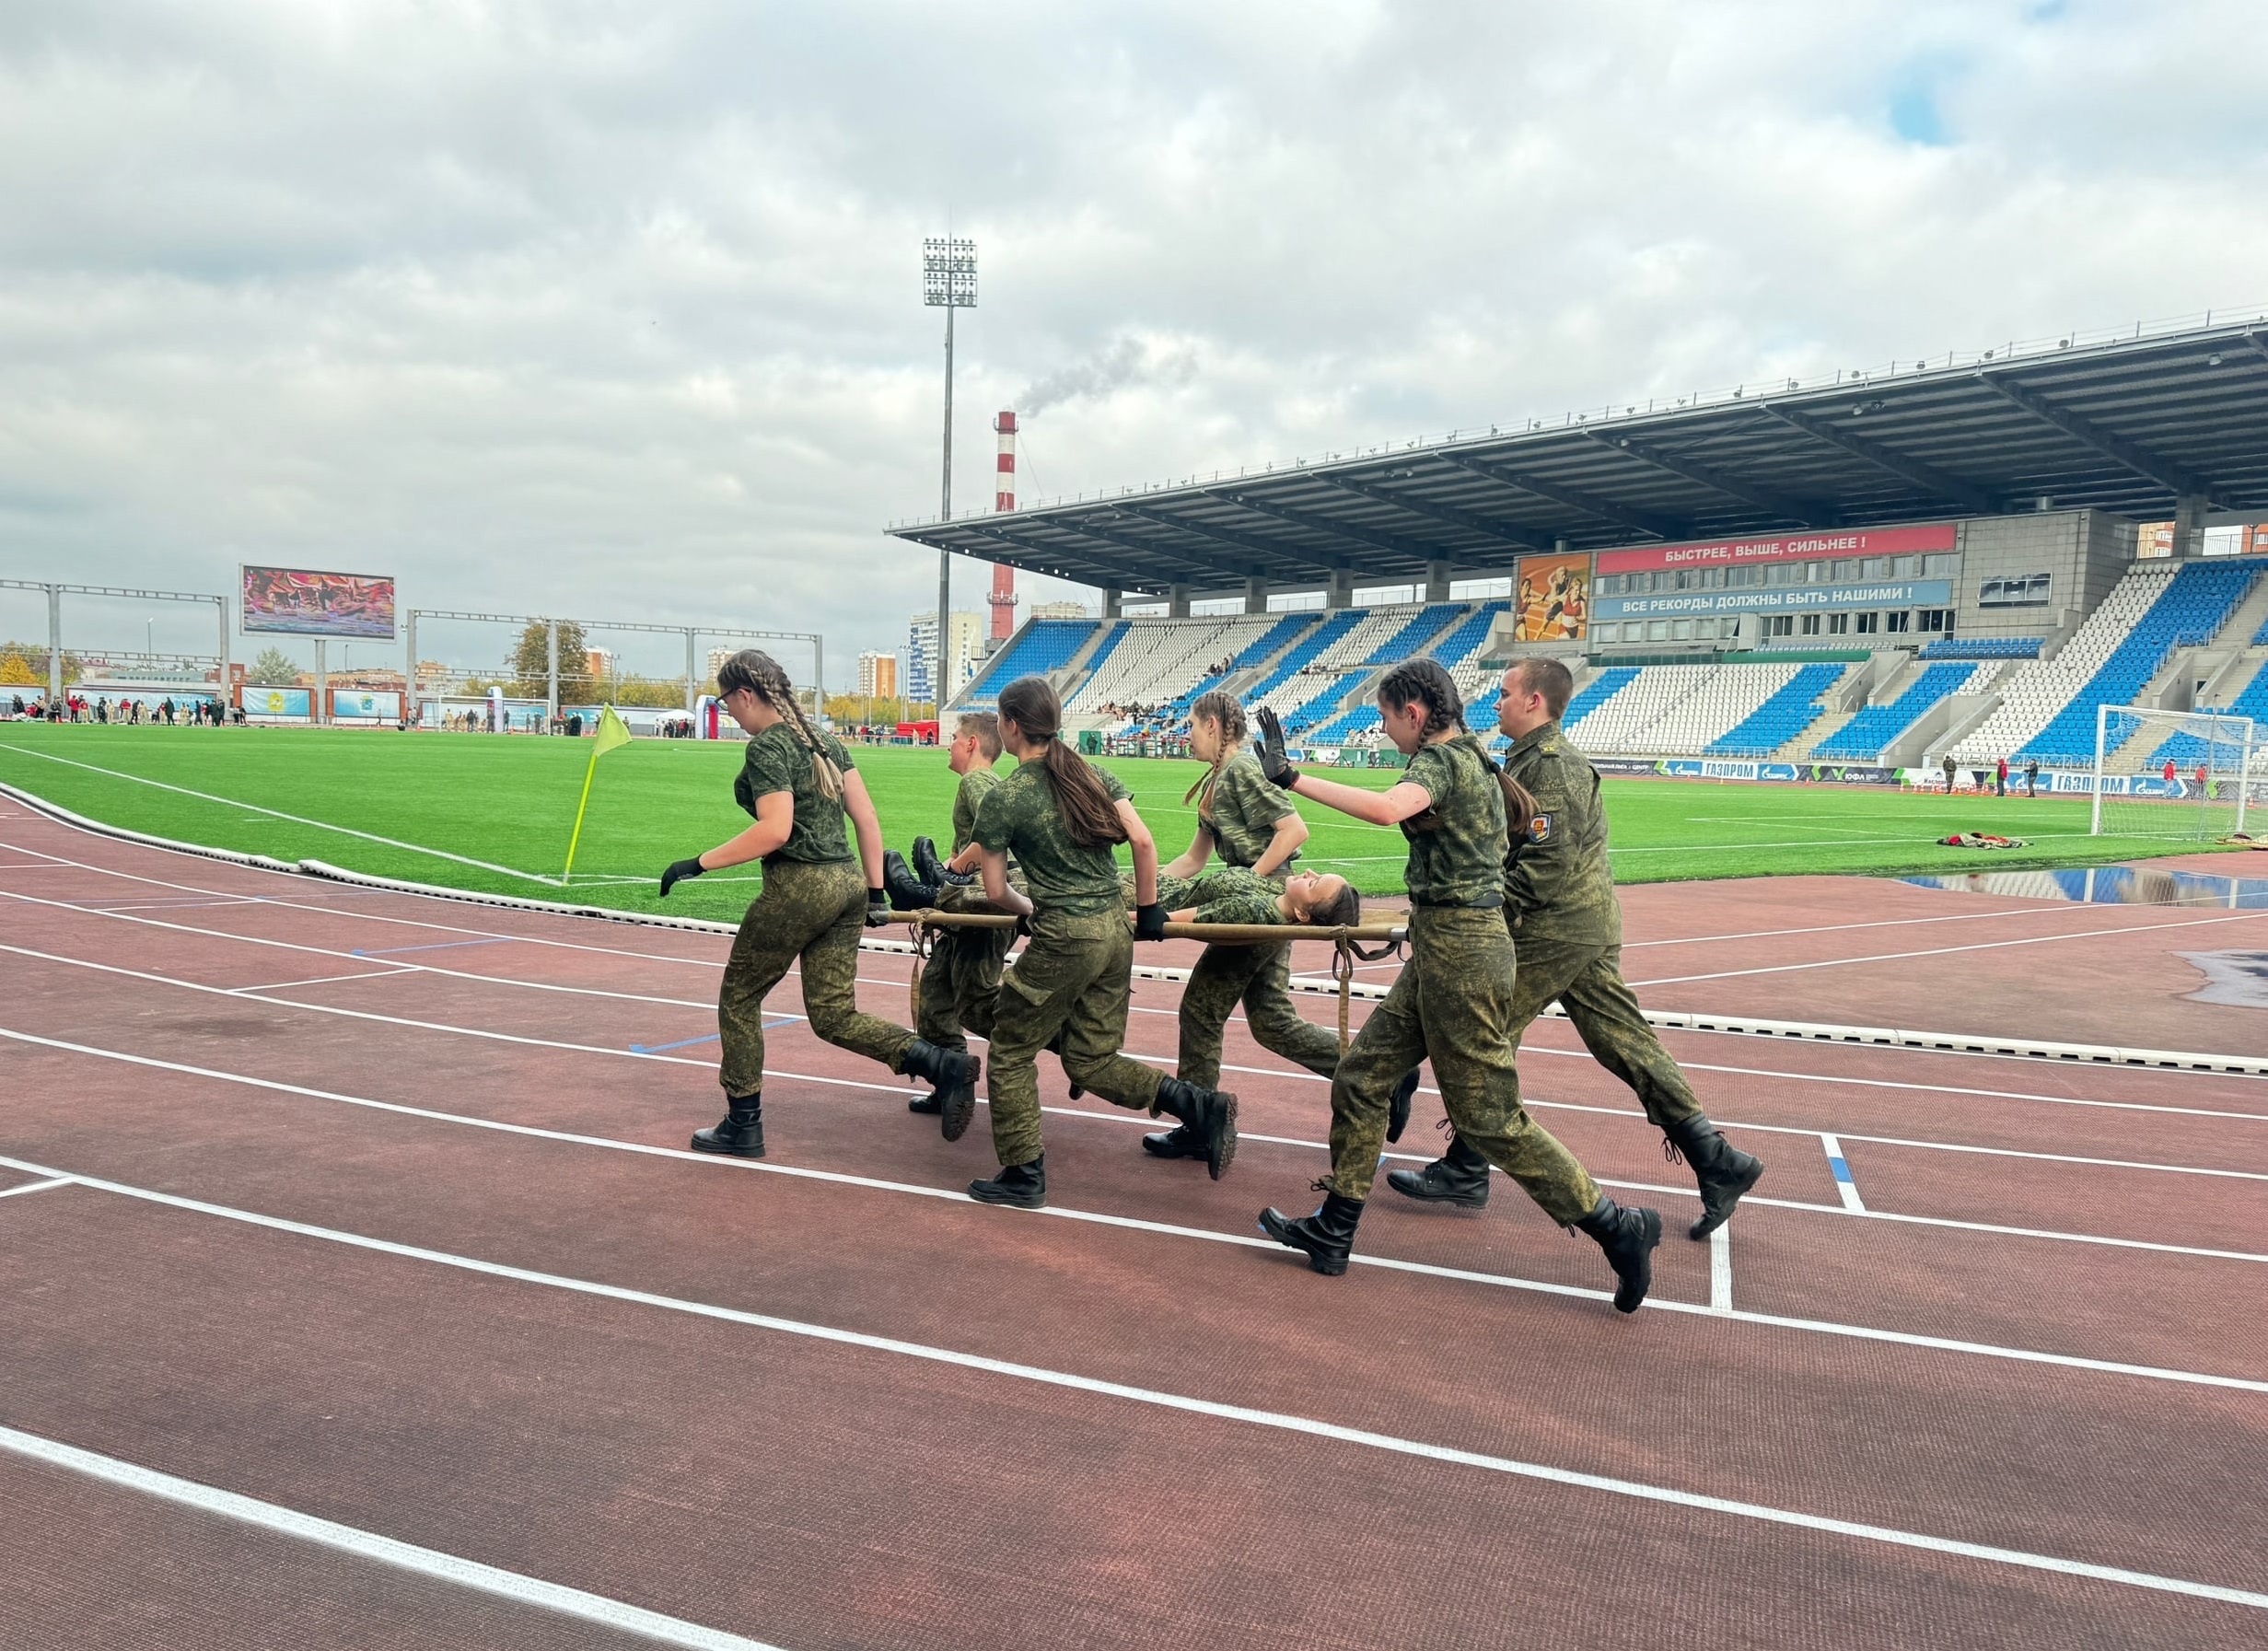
[240,565,398,638]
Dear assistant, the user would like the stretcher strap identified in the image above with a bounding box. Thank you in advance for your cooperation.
[1332,937,1355,1053]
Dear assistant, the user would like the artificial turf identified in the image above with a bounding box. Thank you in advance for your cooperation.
[0,724,2239,923]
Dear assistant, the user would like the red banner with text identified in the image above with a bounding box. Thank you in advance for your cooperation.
[1597,521,1957,575]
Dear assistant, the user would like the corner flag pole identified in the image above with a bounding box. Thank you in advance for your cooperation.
[563,705,632,884]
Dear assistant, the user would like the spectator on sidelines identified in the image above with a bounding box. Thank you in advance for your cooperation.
[1941,751,1958,793]
[1995,755,2007,797]
[2025,759,2039,798]
[2163,756,2183,798]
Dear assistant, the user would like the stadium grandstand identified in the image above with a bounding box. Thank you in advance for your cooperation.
[892,316,2268,779]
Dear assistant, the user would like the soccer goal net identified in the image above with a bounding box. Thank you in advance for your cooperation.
[2090,705,2259,839]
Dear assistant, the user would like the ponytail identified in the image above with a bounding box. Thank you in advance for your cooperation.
[719,648,841,800]
[1182,689,1250,806]
[998,675,1128,849]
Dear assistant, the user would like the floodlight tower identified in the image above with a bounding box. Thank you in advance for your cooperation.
[922,237,977,713]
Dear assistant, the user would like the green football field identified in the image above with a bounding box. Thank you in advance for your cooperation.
[0,725,2234,921]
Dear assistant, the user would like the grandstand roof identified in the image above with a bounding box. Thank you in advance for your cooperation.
[888,317,2268,597]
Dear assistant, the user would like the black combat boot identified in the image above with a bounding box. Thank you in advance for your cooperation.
[1152,1075,1239,1180]
[1386,1067,1422,1143]
[1665,1113,1764,1240]
[691,1093,764,1158]
[902,1039,982,1142]
[1258,1185,1365,1275]
[1140,1122,1205,1158]
[913,836,974,888]
[969,1155,1045,1209]
[1576,1196,1663,1314]
[882,848,936,912]
[1385,1130,1491,1207]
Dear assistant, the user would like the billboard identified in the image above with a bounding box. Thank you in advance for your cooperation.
[1513,552,1590,642]
[240,566,398,638]
[1593,579,1952,621]
[1597,522,1956,576]
[330,689,403,721]
[239,685,312,719]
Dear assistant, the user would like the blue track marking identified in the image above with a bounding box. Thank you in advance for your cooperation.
[1820,1132,1866,1212]
[349,937,517,958]
[628,1017,798,1055]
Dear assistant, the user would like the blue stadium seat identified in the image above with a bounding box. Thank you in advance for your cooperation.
[1706,665,1843,758]
[1243,610,1366,704]
[2151,659,2268,768]
[2017,561,2262,765]
[1919,636,2041,660]
[959,620,1099,707]
[1561,667,1639,727]
[1429,603,1509,669]
[1282,670,1373,734]
[1814,664,1978,761]
[1162,611,1316,727]
[1363,603,1464,664]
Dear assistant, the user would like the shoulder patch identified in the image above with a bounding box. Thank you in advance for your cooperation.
[1527,812,1553,843]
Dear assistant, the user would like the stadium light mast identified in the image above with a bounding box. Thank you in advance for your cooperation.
[922,236,976,717]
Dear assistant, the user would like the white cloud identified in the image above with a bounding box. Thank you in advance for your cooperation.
[0,0,2262,678]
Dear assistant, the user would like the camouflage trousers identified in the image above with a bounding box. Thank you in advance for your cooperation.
[1498,931,1702,1131]
[984,907,1162,1168]
[1178,941,1342,1089]
[717,859,916,1099]
[1326,905,1600,1224]
[914,924,1011,1052]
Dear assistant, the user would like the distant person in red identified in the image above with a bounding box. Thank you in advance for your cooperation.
[2195,762,2209,796]
[1995,755,2007,796]
[2163,757,2184,799]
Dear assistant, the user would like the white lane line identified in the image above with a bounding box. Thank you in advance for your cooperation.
[11,931,2267,1192]
[0,745,564,885]
[227,971,411,994]
[0,1422,785,1651]
[1,1035,2262,1394]
[1624,904,2160,949]
[2,1155,2261,1614]
[1630,909,2267,989]
[0,1176,74,1201]
[1708,1224,1732,1315]
[1821,1134,1867,1213]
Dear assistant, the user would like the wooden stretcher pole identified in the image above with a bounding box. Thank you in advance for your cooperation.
[902,910,1408,946]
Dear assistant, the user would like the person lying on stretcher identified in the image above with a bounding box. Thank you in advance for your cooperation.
[1122,866,1361,932]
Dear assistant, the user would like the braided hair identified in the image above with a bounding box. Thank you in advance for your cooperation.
[1376,657,1466,738]
[1181,689,1250,806]
[717,648,842,800]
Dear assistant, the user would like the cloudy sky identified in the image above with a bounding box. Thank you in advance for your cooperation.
[3,0,2262,683]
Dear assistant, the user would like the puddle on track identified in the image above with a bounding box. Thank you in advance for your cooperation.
[1897,863,2268,908]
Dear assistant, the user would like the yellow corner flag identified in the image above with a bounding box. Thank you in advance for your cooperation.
[562,705,633,884]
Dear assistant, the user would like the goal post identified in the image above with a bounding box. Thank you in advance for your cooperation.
[2090,704,2256,839]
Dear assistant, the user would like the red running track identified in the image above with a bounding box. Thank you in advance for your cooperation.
[1,803,2265,1650]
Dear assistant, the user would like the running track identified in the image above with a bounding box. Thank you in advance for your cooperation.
[0,799,2263,1650]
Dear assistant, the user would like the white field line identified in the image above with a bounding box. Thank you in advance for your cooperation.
[0,1418,786,1651]
[0,1155,2261,1614]
[1,1031,2262,1393]
[0,745,563,885]
[1622,904,2146,949]
[0,1176,74,1201]
[1628,909,2268,988]
[8,917,2266,1190]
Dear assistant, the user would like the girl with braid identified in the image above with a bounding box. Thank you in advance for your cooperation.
[964,676,1238,1209]
[659,649,981,1156]
[1142,691,1419,1162]
[1251,659,1664,1312]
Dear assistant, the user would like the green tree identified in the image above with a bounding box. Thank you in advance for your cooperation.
[509,620,590,699]
[612,675,689,708]
[249,646,300,685]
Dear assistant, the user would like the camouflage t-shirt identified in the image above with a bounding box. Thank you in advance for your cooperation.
[1198,750,1300,876]
[1397,733,1508,908]
[972,753,1132,915]
[951,763,1004,855]
[1124,866,1285,927]
[1501,720,1621,944]
[735,723,857,866]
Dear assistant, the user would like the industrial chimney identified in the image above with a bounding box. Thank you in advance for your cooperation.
[989,411,1019,643]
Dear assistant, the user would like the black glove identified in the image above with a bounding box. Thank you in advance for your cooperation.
[1133,902,1168,942]
[866,889,891,927]
[659,855,707,898]
[1013,911,1032,939]
[1253,707,1300,787]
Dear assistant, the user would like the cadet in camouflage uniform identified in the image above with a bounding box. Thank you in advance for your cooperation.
[1253,660,1663,1312]
[881,713,1017,1117]
[1144,692,1360,1157]
[657,649,981,1156]
[1390,657,1763,1237]
[963,676,1239,1209]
